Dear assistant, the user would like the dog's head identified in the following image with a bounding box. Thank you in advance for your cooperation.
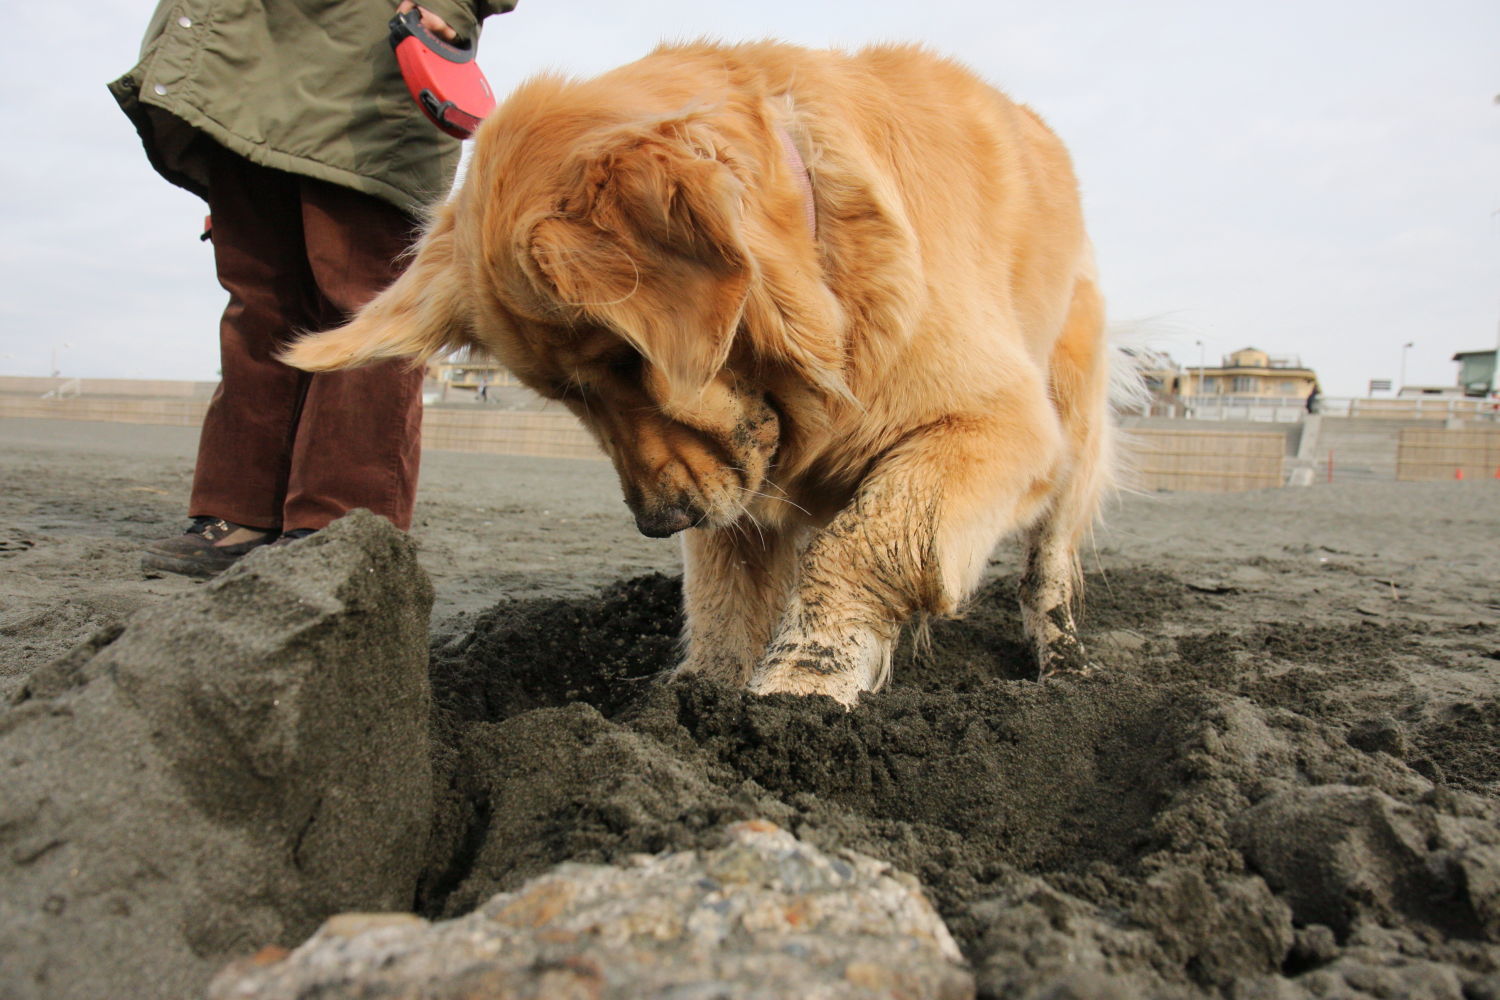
[285,72,848,537]
[500,111,780,536]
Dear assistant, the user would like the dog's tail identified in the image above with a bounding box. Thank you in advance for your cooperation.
[281,206,473,372]
[1104,317,1194,499]
[1107,343,1153,420]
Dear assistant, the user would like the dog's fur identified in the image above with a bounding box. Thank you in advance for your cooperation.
[285,41,1116,705]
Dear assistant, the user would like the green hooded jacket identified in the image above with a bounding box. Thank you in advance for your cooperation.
[109,1,515,216]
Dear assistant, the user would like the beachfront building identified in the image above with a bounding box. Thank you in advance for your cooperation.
[1177,347,1319,403]
[1452,348,1497,398]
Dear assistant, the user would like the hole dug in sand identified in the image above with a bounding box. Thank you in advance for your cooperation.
[421,568,1500,999]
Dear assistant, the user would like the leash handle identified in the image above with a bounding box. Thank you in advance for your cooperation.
[388,8,477,63]
[388,8,495,139]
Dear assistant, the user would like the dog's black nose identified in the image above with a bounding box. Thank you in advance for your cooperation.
[634,505,695,538]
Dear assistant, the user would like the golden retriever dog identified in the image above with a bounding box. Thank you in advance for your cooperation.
[285,40,1116,706]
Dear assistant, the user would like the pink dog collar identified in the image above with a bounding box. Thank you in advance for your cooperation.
[775,125,817,238]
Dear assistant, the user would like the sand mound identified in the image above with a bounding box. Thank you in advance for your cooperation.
[0,512,434,1000]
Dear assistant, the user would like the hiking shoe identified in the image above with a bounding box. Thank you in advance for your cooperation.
[141,516,276,578]
[271,528,318,548]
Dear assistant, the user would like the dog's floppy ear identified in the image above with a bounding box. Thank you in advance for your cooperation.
[588,117,748,265]
[525,117,751,404]
[283,205,472,371]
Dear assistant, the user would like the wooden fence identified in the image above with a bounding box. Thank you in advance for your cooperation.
[0,396,605,461]
[420,409,600,459]
[0,396,210,426]
[6,399,1296,489]
[0,376,220,399]
[1396,426,1500,482]
[1123,429,1286,493]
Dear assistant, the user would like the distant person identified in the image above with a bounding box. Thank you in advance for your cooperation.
[1306,384,1321,415]
[110,0,515,577]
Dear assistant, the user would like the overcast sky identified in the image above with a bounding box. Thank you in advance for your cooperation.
[2,1,1496,398]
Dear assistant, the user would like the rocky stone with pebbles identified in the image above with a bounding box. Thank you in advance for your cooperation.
[209,820,975,1000]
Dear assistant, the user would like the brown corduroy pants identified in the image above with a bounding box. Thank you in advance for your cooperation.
[190,146,426,533]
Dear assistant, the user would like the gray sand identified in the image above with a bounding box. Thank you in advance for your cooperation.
[0,418,677,700]
[3,416,1499,998]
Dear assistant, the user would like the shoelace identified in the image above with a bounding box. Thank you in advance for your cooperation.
[186,516,233,541]
[188,517,269,544]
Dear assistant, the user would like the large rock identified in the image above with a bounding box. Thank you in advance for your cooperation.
[209,820,975,1000]
[0,510,434,1000]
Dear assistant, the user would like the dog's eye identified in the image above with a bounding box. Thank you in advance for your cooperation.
[606,350,643,379]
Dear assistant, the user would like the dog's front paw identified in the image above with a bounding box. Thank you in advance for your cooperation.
[748,631,890,707]
[673,649,755,687]
[747,655,863,707]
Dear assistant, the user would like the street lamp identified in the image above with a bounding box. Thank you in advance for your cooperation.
[1195,340,1206,405]
[1399,341,1413,393]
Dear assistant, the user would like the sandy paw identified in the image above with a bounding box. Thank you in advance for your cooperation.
[673,651,754,688]
[747,635,886,707]
[748,663,863,707]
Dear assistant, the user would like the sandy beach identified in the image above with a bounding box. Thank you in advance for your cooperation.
[0,417,679,699]
[3,415,1498,998]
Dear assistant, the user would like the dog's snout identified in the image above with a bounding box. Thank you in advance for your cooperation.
[633,505,695,538]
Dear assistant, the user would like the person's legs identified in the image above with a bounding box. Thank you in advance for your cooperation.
[281,178,425,533]
[190,148,317,529]
[143,147,317,576]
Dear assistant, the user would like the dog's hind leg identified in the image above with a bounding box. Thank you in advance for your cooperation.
[675,524,800,687]
[1021,275,1112,677]
[1019,515,1093,677]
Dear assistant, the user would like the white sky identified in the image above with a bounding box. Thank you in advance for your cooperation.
[1,1,1496,397]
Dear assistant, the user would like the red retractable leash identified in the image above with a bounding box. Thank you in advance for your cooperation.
[388,8,496,139]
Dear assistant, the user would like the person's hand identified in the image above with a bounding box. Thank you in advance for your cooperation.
[396,1,457,42]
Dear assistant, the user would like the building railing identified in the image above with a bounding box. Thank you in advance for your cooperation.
[1164,395,1499,423]
[1317,396,1499,421]
[1174,396,1307,422]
